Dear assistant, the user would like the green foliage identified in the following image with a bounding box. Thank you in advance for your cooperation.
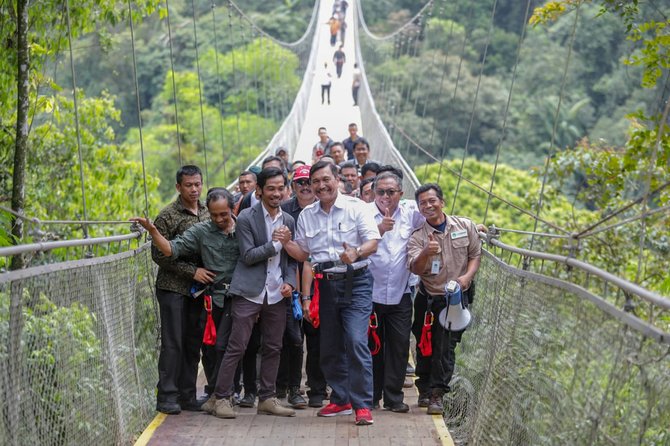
[0,290,109,443]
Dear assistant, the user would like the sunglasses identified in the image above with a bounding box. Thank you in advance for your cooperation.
[294,179,311,186]
[375,189,400,197]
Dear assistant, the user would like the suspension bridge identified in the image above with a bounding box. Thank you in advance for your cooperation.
[1,0,669,445]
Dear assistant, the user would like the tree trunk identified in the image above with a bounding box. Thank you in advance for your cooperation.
[11,0,29,271]
[8,2,29,445]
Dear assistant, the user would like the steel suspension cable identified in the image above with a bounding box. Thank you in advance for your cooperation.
[227,3,242,174]
[635,86,670,283]
[428,2,473,180]
[483,0,533,225]
[449,0,499,214]
[164,0,183,165]
[209,0,228,181]
[126,0,150,219]
[388,122,571,234]
[530,3,582,251]
[64,0,89,239]
[190,0,210,188]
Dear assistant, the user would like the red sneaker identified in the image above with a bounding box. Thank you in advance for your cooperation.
[317,402,353,417]
[355,408,374,425]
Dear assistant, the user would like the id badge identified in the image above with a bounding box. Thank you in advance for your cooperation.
[431,259,441,275]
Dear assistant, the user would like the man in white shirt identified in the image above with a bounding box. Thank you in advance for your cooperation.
[208,167,298,419]
[283,160,380,426]
[366,172,425,413]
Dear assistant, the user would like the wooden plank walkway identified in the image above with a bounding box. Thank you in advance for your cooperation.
[135,377,453,446]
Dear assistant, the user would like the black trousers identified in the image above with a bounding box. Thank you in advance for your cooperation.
[303,319,327,398]
[202,298,234,396]
[321,84,331,104]
[372,293,413,407]
[411,289,464,394]
[155,289,205,404]
[276,299,304,390]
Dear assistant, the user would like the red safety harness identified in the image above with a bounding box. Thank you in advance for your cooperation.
[202,294,217,346]
[368,312,381,355]
[417,310,434,356]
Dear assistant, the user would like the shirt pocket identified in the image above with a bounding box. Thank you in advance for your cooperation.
[337,220,357,245]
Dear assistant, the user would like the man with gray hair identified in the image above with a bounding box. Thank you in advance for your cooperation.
[365,171,425,412]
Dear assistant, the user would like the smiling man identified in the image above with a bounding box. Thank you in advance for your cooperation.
[407,183,481,415]
[365,172,425,413]
[207,167,298,419]
[283,160,381,426]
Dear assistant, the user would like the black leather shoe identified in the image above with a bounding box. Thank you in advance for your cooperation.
[418,392,430,408]
[180,396,207,412]
[239,393,256,408]
[307,395,324,408]
[386,402,410,413]
[288,387,307,409]
[156,401,181,415]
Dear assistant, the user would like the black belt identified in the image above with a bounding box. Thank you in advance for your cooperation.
[322,265,368,281]
[313,261,342,273]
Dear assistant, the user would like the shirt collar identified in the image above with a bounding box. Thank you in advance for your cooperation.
[262,203,282,222]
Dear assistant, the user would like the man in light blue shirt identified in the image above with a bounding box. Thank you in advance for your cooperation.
[366,172,424,413]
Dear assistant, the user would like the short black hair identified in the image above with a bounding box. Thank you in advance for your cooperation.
[239,170,256,180]
[206,187,234,207]
[330,141,344,150]
[360,162,381,177]
[262,155,284,169]
[377,164,404,180]
[359,177,375,195]
[340,161,357,172]
[257,167,288,188]
[310,159,339,178]
[176,165,202,184]
[415,183,444,202]
[353,138,369,150]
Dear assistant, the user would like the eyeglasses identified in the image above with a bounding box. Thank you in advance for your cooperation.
[294,179,311,186]
[375,189,399,197]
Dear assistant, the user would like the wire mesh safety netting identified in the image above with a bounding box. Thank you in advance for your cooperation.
[0,243,158,446]
[446,251,670,445]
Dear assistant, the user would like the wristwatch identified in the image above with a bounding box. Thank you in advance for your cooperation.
[301,294,312,302]
[356,246,363,259]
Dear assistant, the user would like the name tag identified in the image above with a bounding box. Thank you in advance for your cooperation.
[431,259,441,275]
[451,230,467,239]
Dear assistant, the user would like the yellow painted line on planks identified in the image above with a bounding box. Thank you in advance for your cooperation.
[133,412,167,446]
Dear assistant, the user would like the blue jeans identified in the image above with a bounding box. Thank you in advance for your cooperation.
[318,270,374,409]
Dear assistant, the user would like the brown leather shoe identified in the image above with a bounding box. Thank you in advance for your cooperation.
[426,390,444,415]
[257,397,296,417]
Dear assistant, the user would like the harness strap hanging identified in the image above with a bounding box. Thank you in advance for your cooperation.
[418,310,434,357]
[309,273,322,328]
[202,294,217,346]
[368,311,381,355]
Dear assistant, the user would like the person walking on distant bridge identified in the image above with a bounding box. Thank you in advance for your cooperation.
[327,15,340,47]
[352,63,362,106]
[333,45,346,79]
[319,63,333,105]
[407,183,481,415]
[147,165,211,415]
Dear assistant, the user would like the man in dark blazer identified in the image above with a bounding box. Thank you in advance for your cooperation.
[205,167,298,419]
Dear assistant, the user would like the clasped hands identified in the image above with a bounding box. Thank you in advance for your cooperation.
[272,225,292,245]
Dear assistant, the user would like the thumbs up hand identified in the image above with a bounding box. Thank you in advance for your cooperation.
[424,232,441,255]
[379,207,395,234]
[339,242,358,264]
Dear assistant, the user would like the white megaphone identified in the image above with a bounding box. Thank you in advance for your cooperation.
[438,280,471,332]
